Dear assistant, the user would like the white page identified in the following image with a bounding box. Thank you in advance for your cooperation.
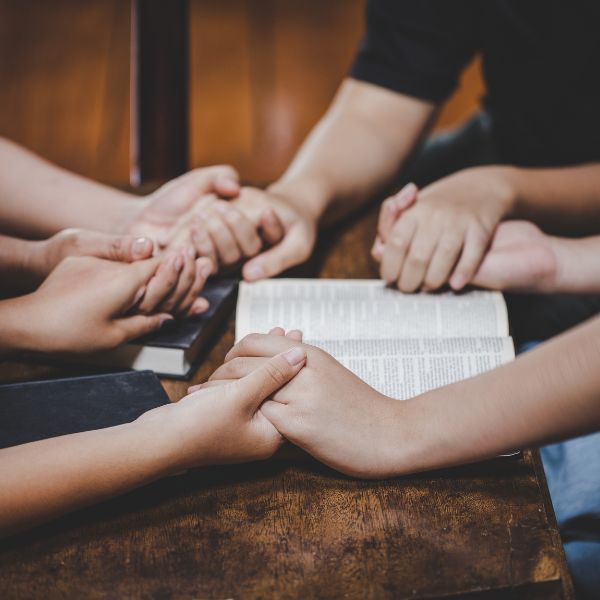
[236,279,509,341]
[311,337,515,400]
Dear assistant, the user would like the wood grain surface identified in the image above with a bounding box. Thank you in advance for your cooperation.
[0,205,573,599]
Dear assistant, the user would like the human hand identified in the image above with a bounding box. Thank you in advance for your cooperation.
[203,333,401,478]
[128,166,241,247]
[142,345,307,470]
[471,221,558,292]
[232,187,318,281]
[12,253,211,353]
[162,193,276,274]
[30,228,155,285]
[373,166,518,292]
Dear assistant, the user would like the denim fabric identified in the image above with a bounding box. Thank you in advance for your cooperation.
[542,435,600,599]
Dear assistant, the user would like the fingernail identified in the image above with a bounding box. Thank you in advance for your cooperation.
[191,297,209,314]
[283,347,306,366]
[198,261,212,279]
[132,285,146,305]
[397,182,418,206]
[244,264,264,281]
[157,232,170,248]
[372,239,384,259]
[450,274,466,290]
[174,255,184,272]
[264,208,278,225]
[159,315,175,329]
[186,245,196,260]
[133,237,151,258]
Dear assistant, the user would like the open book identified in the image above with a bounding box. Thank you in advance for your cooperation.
[236,279,514,400]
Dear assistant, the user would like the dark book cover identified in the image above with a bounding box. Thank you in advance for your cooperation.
[136,278,238,350]
[0,370,169,449]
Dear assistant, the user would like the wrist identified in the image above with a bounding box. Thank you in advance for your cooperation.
[134,401,208,474]
[112,195,149,234]
[475,165,521,217]
[0,295,38,355]
[268,178,330,223]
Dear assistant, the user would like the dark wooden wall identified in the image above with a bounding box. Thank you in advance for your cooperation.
[0,0,483,186]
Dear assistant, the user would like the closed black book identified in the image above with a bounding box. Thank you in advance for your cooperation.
[72,279,238,378]
[0,370,169,450]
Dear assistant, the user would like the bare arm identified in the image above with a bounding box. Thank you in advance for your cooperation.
[270,79,435,222]
[507,163,600,234]
[0,137,139,238]
[0,348,306,536]
[394,314,600,475]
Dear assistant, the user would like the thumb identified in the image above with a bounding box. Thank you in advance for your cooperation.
[471,250,513,290]
[87,233,154,262]
[233,347,306,413]
[259,400,287,433]
[214,173,241,199]
[115,313,174,341]
[242,226,311,280]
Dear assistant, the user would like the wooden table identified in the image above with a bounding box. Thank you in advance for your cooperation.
[0,205,573,599]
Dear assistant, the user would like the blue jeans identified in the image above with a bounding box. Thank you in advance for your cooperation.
[541,435,600,599]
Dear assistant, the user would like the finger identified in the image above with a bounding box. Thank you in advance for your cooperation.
[158,248,197,313]
[206,214,242,266]
[88,233,154,263]
[260,208,285,245]
[137,253,181,314]
[209,356,267,381]
[225,333,300,362]
[242,225,311,281]
[187,380,232,394]
[399,223,441,293]
[380,217,417,285]
[422,232,464,291]
[259,400,287,433]
[176,256,213,316]
[269,327,286,336]
[285,329,303,341]
[115,312,174,342]
[213,170,241,198]
[371,236,384,263]
[233,347,307,414]
[112,257,162,313]
[214,202,262,257]
[190,221,218,273]
[377,182,418,242]
[449,226,491,291]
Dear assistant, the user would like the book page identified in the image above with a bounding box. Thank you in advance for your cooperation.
[311,337,515,400]
[236,279,509,341]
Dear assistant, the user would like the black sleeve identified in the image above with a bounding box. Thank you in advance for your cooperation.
[350,0,479,103]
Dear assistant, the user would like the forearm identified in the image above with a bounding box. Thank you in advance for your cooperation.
[0,410,180,537]
[551,235,600,293]
[269,79,434,223]
[0,138,142,238]
[393,314,600,475]
[507,162,600,234]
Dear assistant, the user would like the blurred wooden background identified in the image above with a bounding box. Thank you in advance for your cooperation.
[0,0,483,186]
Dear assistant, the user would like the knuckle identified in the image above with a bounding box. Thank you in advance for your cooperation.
[264,360,288,385]
[388,235,408,253]
[407,252,427,268]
